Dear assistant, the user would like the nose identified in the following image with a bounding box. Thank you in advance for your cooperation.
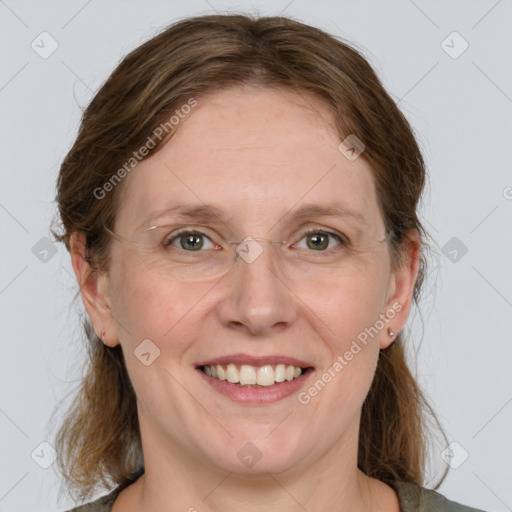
[216,238,299,336]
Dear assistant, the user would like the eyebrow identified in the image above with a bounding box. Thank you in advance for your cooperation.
[278,203,369,228]
[136,201,369,231]
[136,204,232,231]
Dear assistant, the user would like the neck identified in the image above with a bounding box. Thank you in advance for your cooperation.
[117,418,397,512]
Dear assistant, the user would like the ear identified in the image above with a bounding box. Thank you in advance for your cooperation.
[70,232,120,347]
[380,228,421,349]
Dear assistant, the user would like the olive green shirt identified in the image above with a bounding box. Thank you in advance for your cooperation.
[67,480,486,511]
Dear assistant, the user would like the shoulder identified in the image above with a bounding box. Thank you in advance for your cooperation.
[392,480,487,512]
[64,487,120,512]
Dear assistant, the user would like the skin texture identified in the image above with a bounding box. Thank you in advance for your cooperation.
[71,85,419,511]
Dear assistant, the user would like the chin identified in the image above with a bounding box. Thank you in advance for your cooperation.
[218,452,300,477]
[202,432,304,476]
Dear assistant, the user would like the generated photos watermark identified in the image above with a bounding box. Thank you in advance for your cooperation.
[93,97,198,200]
[297,301,402,405]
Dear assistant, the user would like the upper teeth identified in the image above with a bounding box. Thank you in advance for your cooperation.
[202,364,303,386]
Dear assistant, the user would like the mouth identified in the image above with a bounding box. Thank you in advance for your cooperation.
[199,363,311,387]
[195,354,315,403]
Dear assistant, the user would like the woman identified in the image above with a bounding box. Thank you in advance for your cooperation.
[52,14,485,512]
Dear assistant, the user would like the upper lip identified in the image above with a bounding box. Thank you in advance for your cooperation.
[196,353,314,369]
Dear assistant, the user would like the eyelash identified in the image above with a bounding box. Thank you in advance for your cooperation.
[162,227,349,252]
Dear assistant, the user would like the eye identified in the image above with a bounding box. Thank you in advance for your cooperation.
[294,228,347,251]
[163,230,217,252]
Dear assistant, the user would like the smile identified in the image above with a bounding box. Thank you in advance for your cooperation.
[196,358,314,404]
[201,363,304,386]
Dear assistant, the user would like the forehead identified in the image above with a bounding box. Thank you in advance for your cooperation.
[115,86,384,235]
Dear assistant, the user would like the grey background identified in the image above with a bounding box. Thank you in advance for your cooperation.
[1,0,511,511]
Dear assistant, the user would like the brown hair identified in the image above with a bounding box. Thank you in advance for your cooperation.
[52,13,448,503]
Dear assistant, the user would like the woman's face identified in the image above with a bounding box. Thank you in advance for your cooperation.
[80,86,418,478]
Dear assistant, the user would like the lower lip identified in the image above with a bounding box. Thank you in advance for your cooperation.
[196,368,314,404]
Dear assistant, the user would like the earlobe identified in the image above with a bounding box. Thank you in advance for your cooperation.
[70,232,119,347]
[380,229,421,350]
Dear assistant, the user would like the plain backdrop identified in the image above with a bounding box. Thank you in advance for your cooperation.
[0,1,511,511]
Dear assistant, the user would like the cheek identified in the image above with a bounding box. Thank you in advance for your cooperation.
[109,268,203,409]
[109,257,202,350]
[298,328,380,439]
[301,261,388,399]
[327,349,379,424]
[305,308,381,421]
[304,262,389,338]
